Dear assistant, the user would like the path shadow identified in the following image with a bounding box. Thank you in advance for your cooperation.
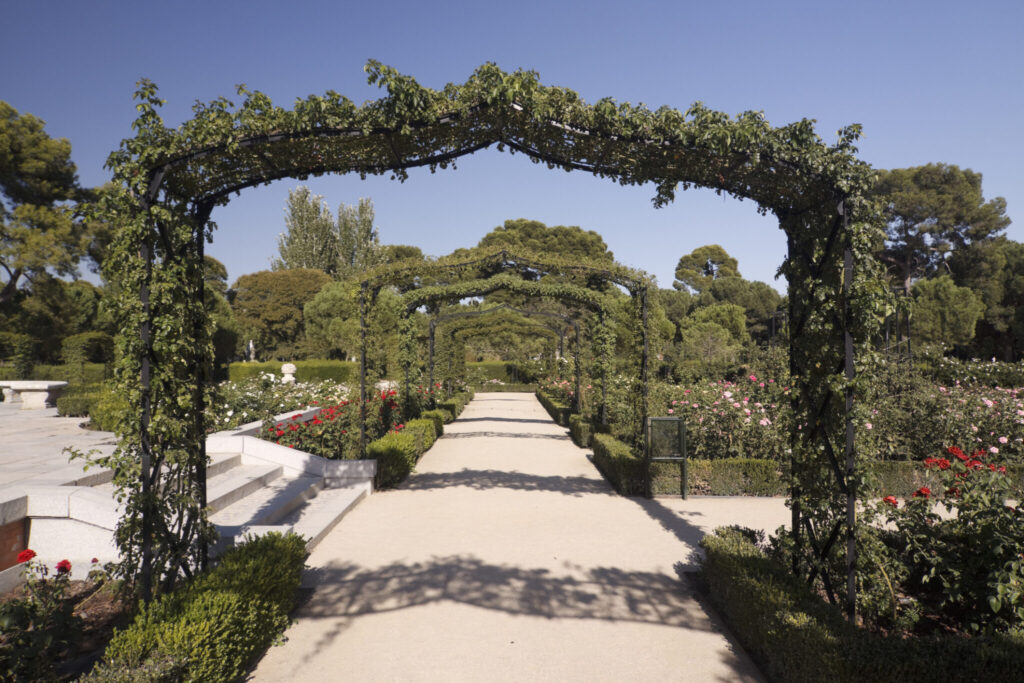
[470,397,530,402]
[443,430,570,441]
[399,468,610,496]
[455,416,555,425]
[297,555,716,657]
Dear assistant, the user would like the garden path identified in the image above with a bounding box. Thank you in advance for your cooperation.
[250,392,789,682]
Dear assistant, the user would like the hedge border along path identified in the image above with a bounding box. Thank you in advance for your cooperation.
[250,392,791,681]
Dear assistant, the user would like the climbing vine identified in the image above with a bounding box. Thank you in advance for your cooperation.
[99,61,885,612]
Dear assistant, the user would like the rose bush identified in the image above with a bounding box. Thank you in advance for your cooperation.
[866,445,1024,634]
[0,553,81,680]
[259,389,403,459]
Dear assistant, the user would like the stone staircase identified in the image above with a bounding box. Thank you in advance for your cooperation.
[5,410,374,582]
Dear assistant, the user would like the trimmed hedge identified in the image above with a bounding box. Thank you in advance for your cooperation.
[367,431,420,488]
[87,532,307,683]
[591,433,645,495]
[568,414,593,448]
[61,332,114,365]
[436,390,474,421]
[57,392,99,417]
[868,460,1024,497]
[699,527,1024,682]
[536,390,570,426]
[467,360,513,381]
[686,459,787,497]
[227,360,357,383]
[420,409,447,435]
[404,418,438,453]
[0,362,108,384]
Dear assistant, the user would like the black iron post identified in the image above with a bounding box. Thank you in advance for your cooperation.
[640,286,649,446]
[842,202,857,622]
[787,231,802,576]
[572,321,581,414]
[139,232,153,602]
[193,205,211,571]
[428,319,436,407]
[359,282,368,457]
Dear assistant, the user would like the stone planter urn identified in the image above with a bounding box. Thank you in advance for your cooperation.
[281,363,297,384]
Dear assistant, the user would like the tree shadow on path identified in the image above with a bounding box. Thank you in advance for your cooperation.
[398,468,610,496]
[297,555,717,658]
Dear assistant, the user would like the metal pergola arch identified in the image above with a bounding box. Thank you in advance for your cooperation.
[428,304,583,408]
[110,65,877,618]
[353,249,651,456]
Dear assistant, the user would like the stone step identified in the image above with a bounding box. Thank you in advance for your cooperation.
[211,481,370,556]
[206,452,242,478]
[210,473,323,530]
[90,452,243,496]
[206,462,283,514]
[278,481,371,551]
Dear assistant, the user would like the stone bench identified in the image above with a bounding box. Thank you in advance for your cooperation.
[0,381,68,410]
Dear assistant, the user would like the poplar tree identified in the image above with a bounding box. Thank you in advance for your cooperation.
[272,186,339,274]
[336,197,382,280]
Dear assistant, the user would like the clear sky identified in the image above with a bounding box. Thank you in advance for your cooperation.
[3,0,1021,292]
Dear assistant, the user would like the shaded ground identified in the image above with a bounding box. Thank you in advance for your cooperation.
[251,393,789,682]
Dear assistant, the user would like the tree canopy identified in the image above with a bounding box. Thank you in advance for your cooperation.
[673,244,740,292]
[230,268,332,360]
[909,275,985,348]
[0,101,85,304]
[872,163,1010,293]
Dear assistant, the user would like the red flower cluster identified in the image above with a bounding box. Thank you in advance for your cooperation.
[883,495,899,508]
[923,457,951,470]
[913,486,931,499]
[16,548,36,563]
[55,559,71,574]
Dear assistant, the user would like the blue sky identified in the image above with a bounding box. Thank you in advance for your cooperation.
[3,0,1021,292]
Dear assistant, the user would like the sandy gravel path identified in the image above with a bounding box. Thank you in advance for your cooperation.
[251,392,789,682]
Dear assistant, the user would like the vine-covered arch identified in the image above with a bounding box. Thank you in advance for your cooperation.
[354,248,648,450]
[429,303,582,407]
[101,61,885,616]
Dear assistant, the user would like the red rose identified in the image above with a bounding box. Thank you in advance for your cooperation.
[55,559,71,574]
[913,487,931,499]
[883,495,898,508]
[17,549,36,563]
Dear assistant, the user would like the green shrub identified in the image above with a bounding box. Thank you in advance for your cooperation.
[0,332,36,379]
[687,459,788,496]
[98,533,306,683]
[437,391,473,420]
[420,409,447,434]
[90,383,129,432]
[591,433,644,495]
[536,390,570,426]
[569,414,593,448]
[228,360,357,383]
[367,430,419,488]
[466,360,512,382]
[57,393,99,417]
[699,527,1024,682]
[200,532,308,615]
[61,332,114,364]
[79,654,186,682]
[162,590,288,682]
[404,418,438,454]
